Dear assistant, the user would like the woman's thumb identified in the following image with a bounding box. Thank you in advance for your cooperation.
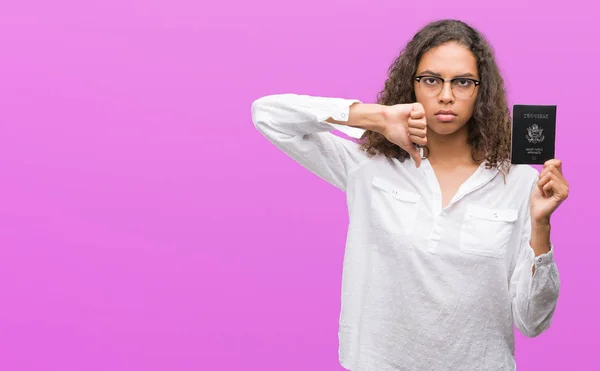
[407,144,422,168]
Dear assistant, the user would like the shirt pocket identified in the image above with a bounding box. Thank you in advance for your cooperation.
[370,176,421,252]
[459,204,519,258]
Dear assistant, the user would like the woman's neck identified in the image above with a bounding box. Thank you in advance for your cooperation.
[426,126,478,167]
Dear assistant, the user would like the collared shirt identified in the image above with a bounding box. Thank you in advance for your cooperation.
[251,93,560,371]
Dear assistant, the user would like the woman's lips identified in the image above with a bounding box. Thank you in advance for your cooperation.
[435,113,456,122]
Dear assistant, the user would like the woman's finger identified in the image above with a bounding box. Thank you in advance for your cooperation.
[410,134,427,146]
[542,179,555,198]
[408,126,426,137]
[408,118,427,129]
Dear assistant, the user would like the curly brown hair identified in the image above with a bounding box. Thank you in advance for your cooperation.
[359,19,511,172]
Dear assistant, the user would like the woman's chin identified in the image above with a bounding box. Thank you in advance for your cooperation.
[428,123,466,136]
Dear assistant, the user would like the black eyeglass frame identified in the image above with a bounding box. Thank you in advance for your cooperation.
[414,75,481,99]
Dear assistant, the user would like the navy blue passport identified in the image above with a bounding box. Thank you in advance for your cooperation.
[510,104,556,165]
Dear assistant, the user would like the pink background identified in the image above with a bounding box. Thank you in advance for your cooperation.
[0,0,598,370]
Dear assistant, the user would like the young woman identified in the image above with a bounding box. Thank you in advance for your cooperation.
[251,19,568,371]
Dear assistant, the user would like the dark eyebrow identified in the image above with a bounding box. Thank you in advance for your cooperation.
[417,70,478,78]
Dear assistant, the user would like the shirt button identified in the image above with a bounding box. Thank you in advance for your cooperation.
[341,113,347,118]
[538,258,543,263]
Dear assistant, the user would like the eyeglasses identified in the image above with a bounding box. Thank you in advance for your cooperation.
[415,75,480,100]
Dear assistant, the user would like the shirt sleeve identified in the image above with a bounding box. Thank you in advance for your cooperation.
[251,93,370,192]
[509,180,561,338]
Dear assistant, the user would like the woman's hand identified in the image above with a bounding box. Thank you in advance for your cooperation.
[529,159,569,224]
[382,103,428,167]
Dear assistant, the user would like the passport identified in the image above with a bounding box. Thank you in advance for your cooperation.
[510,104,556,165]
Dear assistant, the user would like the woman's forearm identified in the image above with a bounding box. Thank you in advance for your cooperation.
[326,103,387,134]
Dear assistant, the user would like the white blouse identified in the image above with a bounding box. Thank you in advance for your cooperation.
[251,93,560,371]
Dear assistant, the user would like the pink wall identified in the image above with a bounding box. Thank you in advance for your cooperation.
[0,0,598,369]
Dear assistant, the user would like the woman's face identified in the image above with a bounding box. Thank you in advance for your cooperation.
[414,41,479,137]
